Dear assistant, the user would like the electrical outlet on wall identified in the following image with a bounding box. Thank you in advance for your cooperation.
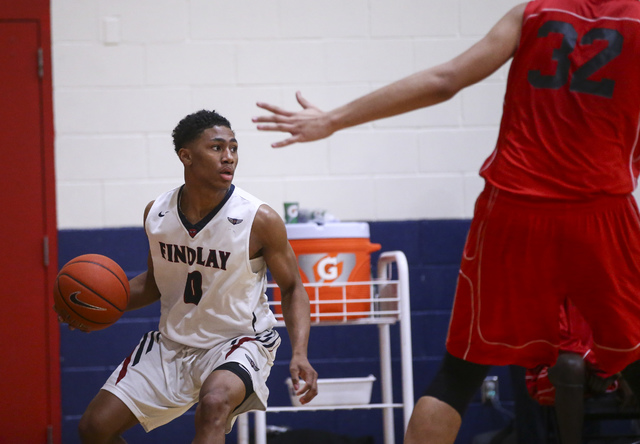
[481,376,499,403]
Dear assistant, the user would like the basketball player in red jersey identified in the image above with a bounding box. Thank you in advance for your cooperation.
[254,1,640,442]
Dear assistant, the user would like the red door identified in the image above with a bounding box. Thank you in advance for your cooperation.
[0,20,60,443]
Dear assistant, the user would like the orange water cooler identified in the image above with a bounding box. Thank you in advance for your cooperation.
[274,222,381,321]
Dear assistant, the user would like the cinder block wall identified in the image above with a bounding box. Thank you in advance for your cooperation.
[52,0,527,229]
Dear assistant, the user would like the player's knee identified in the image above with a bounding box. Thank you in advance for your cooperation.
[78,411,113,444]
[549,353,586,387]
[196,390,234,427]
[423,352,490,417]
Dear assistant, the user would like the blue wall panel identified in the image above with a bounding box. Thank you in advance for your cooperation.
[58,227,150,276]
[57,220,523,444]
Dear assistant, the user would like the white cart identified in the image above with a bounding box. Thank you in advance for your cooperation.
[237,251,414,444]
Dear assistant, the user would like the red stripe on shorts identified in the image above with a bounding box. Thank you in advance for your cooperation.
[226,337,257,359]
[116,353,133,384]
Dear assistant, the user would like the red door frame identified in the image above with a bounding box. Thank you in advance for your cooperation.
[0,1,60,443]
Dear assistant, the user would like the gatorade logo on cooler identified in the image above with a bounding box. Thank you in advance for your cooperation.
[298,253,357,283]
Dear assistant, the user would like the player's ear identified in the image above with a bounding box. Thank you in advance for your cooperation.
[178,147,192,166]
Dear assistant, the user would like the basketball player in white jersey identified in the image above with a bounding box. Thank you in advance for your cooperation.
[75,110,318,444]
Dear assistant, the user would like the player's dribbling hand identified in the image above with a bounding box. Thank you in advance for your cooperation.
[53,304,75,330]
[53,304,87,332]
[253,91,333,148]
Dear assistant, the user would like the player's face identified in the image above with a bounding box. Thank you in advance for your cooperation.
[181,125,238,190]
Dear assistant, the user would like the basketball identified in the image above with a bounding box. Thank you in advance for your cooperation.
[53,254,130,332]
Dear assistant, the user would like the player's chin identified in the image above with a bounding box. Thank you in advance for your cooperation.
[219,173,234,185]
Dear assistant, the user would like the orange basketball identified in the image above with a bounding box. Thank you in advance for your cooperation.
[53,254,130,332]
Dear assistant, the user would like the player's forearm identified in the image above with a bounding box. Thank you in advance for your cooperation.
[327,67,457,132]
[127,271,161,311]
[281,290,311,357]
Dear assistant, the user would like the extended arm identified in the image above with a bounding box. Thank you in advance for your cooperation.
[252,205,318,404]
[254,3,526,147]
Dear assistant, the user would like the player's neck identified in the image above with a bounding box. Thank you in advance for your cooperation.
[179,185,231,223]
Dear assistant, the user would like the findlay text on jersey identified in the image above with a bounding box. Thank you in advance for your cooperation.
[158,241,231,270]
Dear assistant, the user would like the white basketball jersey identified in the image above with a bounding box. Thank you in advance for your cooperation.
[146,185,277,349]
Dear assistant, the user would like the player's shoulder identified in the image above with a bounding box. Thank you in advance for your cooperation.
[525,0,640,18]
[232,185,265,206]
[251,202,287,242]
[254,203,283,227]
[227,186,285,234]
[144,186,180,224]
[143,200,155,221]
[148,186,181,211]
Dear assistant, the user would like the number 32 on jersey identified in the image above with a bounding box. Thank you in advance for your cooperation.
[528,20,623,98]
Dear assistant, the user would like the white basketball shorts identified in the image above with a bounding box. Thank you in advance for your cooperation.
[101,330,280,433]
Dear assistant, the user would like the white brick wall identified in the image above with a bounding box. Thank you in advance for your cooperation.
[51,0,525,229]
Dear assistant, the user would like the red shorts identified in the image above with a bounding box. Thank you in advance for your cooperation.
[446,184,640,374]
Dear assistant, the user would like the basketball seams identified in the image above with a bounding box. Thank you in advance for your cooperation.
[66,258,129,297]
[58,272,126,313]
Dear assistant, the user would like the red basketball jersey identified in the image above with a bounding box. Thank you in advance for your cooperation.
[480,0,640,199]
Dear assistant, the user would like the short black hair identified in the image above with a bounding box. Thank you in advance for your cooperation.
[172,109,232,153]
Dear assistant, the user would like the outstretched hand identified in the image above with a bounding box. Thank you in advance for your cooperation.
[288,354,318,405]
[253,91,334,148]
